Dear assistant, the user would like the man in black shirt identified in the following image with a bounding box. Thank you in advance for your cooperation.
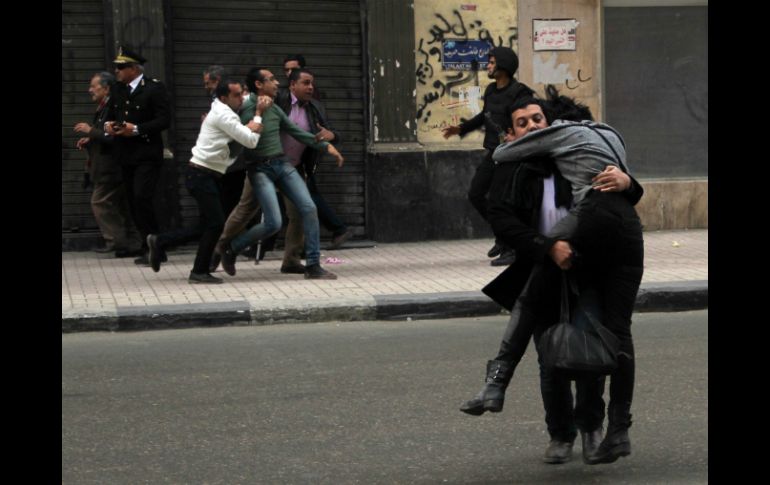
[442,47,533,265]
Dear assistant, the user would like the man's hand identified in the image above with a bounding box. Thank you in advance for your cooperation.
[113,122,137,137]
[255,95,273,115]
[326,144,344,168]
[315,123,335,142]
[104,121,117,136]
[74,122,92,135]
[441,125,461,139]
[592,165,630,192]
[548,240,573,270]
[76,137,90,150]
[246,120,263,133]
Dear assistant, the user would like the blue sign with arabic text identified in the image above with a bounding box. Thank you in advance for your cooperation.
[442,40,493,71]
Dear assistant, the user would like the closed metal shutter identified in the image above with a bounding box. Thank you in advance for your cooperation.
[61,0,107,249]
[169,0,366,240]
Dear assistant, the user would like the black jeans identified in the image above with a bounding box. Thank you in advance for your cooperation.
[468,152,495,223]
[570,192,644,418]
[184,165,226,274]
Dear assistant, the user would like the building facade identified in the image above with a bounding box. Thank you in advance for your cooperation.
[62,0,707,248]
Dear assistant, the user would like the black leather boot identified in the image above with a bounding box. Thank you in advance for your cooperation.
[586,411,632,464]
[460,360,514,416]
[580,427,604,464]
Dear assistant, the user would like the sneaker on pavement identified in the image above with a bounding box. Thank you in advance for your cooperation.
[147,234,161,272]
[304,264,337,280]
[280,262,306,274]
[221,244,237,276]
[327,229,352,250]
[487,242,503,258]
[188,272,223,284]
[490,249,516,266]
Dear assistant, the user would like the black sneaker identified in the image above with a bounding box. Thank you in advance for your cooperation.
[490,249,516,266]
[221,244,237,276]
[134,254,150,266]
[304,264,337,280]
[147,234,161,272]
[188,272,223,284]
[487,242,503,258]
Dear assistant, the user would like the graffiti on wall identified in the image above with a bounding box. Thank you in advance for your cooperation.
[414,0,518,143]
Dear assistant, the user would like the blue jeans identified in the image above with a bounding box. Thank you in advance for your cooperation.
[230,159,321,266]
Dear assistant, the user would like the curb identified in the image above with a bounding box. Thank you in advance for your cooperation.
[62,281,707,333]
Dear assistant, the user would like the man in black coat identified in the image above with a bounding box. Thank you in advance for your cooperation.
[442,46,534,266]
[105,46,171,265]
[461,92,644,465]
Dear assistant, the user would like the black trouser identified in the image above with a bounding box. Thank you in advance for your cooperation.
[468,151,495,223]
[570,192,644,420]
[220,168,246,217]
[121,163,160,247]
[181,165,225,274]
[494,261,606,441]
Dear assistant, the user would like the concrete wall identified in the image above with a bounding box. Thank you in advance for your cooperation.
[413,0,518,145]
[516,0,602,117]
[634,179,707,230]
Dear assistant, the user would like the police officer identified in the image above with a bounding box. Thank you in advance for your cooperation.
[105,46,171,266]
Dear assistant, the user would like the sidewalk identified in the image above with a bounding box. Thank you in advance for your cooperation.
[62,229,708,332]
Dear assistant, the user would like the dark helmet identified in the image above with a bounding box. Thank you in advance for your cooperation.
[489,47,519,76]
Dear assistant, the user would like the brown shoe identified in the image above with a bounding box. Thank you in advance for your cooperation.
[304,264,337,280]
[327,230,352,250]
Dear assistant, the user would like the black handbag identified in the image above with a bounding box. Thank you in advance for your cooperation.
[537,272,620,378]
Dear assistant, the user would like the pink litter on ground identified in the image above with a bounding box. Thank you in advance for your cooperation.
[324,257,345,264]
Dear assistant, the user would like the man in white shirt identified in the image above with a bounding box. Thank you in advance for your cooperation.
[146,79,270,284]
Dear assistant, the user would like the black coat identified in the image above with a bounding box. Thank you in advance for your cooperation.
[276,88,341,176]
[109,76,171,165]
[482,158,644,310]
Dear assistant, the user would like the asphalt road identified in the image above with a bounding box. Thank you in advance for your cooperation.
[62,310,708,484]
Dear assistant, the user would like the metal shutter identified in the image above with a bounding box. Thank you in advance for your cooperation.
[62,0,107,249]
[169,0,366,239]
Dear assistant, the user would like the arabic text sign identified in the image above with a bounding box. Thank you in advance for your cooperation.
[442,40,493,70]
[533,19,577,51]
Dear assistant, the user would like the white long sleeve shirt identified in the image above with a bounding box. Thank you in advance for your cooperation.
[190,98,260,173]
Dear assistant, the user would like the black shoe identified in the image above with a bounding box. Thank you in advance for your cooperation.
[241,245,257,259]
[188,272,223,284]
[327,229,352,250]
[221,245,237,276]
[94,244,116,254]
[304,264,337,279]
[115,248,143,258]
[134,251,166,266]
[147,234,161,272]
[543,440,574,464]
[487,242,503,258]
[490,249,516,266]
[580,427,604,464]
[280,262,306,274]
[460,360,515,416]
[586,414,632,465]
[209,251,221,273]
